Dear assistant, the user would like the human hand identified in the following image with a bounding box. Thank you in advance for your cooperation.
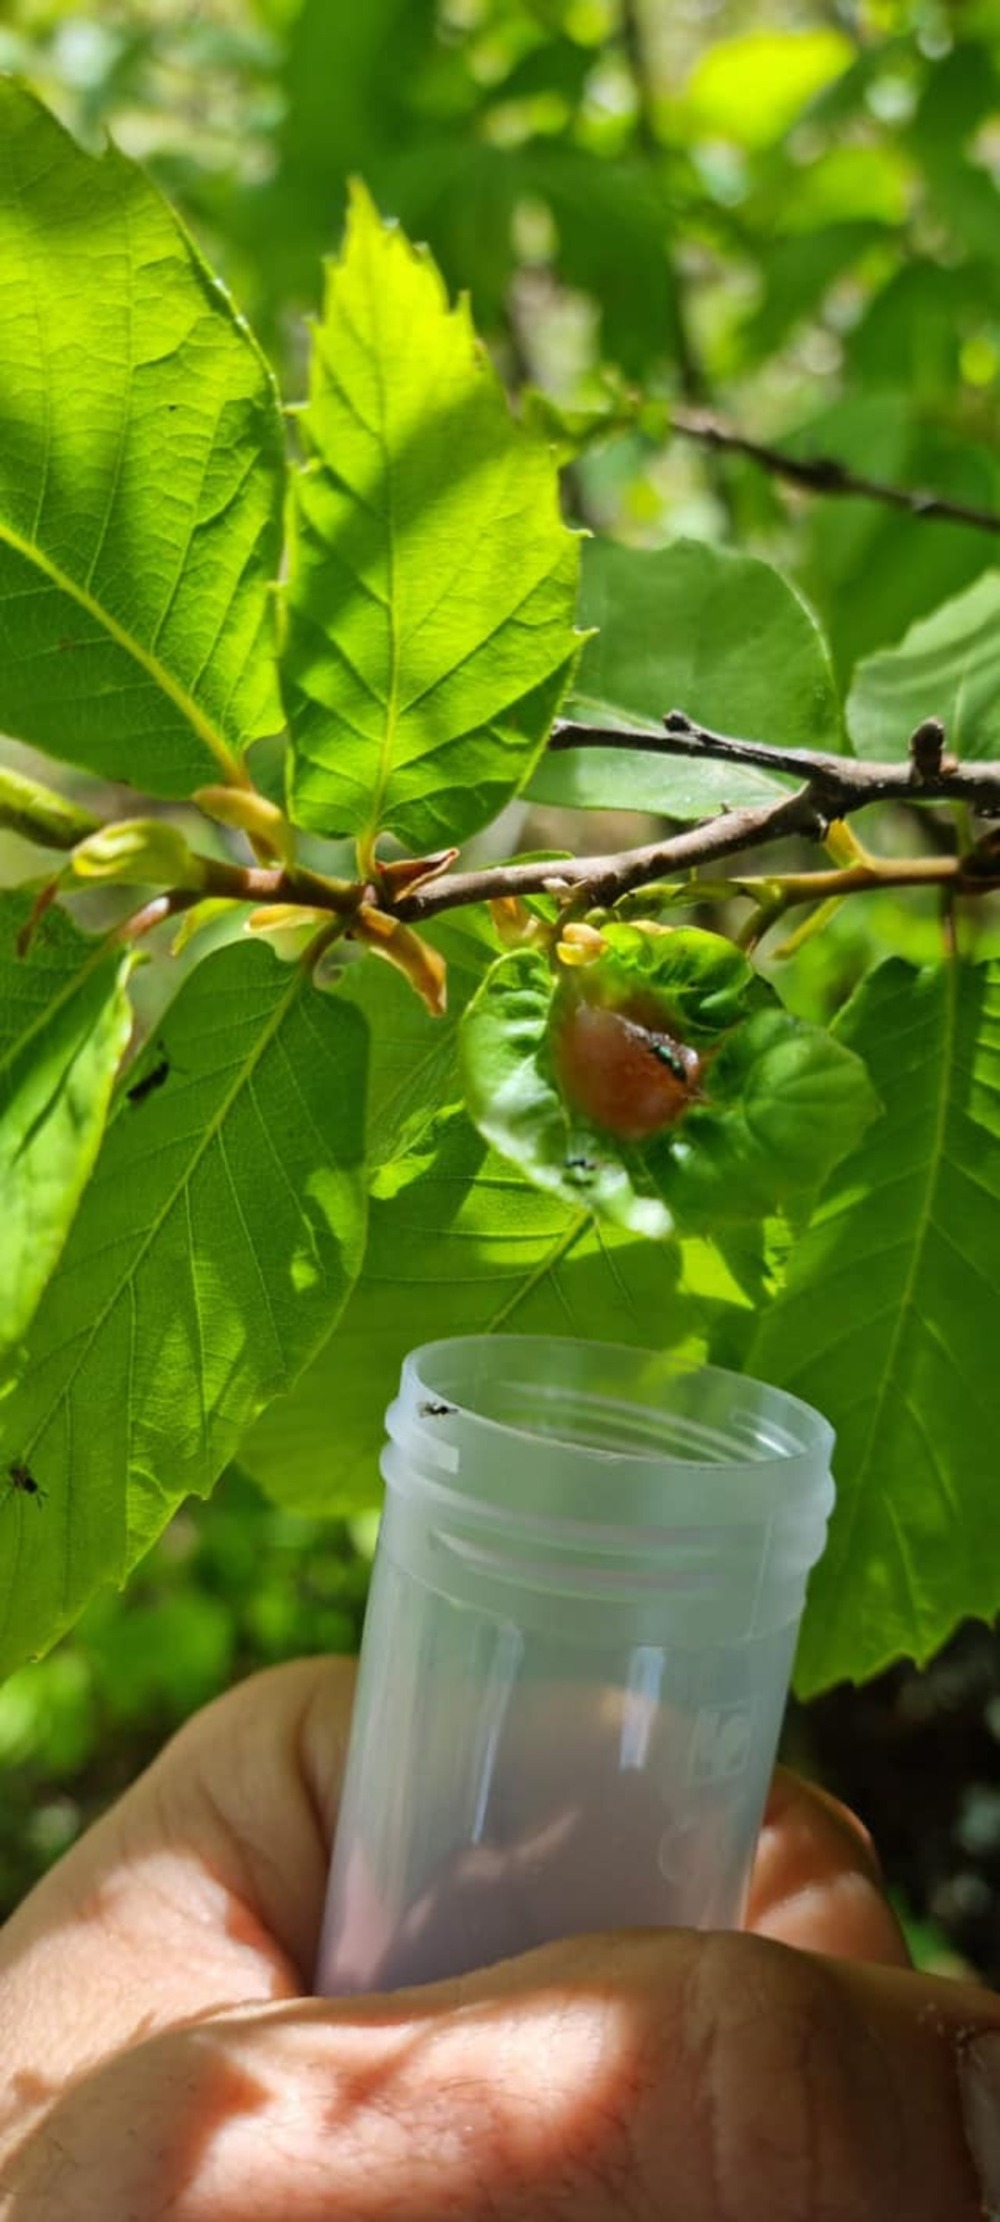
[0,1657,997,2219]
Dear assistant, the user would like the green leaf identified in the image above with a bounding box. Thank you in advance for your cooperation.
[461,945,674,1240]
[334,906,499,1170]
[0,892,134,1367]
[648,1005,881,1230]
[529,539,841,818]
[285,183,582,854]
[753,959,1000,1696]
[248,0,438,319]
[847,262,977,407]
[847,571,1000,761]
[524,147,682,378]
[240,1105,762,1516]
[773,143,911,232]
[0,81,284,795]
[792,393,1000,681]
[677,28,853,151]
[458,930,877,1239]
[0,941,368,1675]
[736,222,888,369]
[0,766,100,853]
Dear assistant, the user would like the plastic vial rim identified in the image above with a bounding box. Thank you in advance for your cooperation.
[385,1334,835,1537]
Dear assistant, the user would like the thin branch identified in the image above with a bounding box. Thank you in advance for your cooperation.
[738,857,987,902]
[550,710,1000,813]
[400,789,825,920]
[92,719,1000,948]
[670,408,1000,535]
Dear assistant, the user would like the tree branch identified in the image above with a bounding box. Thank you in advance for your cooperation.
[109,719,1000,948]
[669,408,1000,535]
[550,710,1000,813]
[402,789,828,920]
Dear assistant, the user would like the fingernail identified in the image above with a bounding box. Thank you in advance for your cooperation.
[959,2031,1000,2219]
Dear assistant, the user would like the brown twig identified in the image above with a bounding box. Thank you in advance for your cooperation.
[669,408,1000,534]
[403,790,828,920]
[96,717,1000,948]
[550,710,1000,813]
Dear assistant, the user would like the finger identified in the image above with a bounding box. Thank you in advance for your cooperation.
[746,1764,910,1967]
[5,1929,999,2221]
[0,1657,355,2100]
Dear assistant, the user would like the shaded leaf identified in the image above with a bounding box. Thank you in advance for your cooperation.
[240,1105,762,1515]
[754,959,1000,1696]
[848,571,1000,761]
[0,941,368,1675]
[0,81,284,794]
[529,539,840,818]
[792,393,1000,682]
[334,907,499,1170]
[285,185,581,853]
[649,1005,881,1229]
[0,892,134,1368]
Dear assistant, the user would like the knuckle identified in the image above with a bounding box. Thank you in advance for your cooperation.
[671,1932,902,2222]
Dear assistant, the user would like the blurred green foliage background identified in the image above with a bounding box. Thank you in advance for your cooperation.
[2,0,1000,1976]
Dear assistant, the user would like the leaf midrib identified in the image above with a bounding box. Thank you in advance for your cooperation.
[829,965,958,1600]
[0,939,122,1089]
[0,514,240,783]
[21,959,308,1460]
[358,279,399,853]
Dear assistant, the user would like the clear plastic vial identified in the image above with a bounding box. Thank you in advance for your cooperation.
[315,1335,835,1997]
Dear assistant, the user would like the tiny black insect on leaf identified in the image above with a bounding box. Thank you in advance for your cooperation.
[7,1461,46,1507]
[126,1052,170,1105]
[419,1400,456,1418]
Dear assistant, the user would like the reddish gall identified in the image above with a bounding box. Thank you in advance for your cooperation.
[552,996,703,1141]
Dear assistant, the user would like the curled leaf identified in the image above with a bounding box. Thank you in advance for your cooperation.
[0,766,100,853]
[194,786,296,865]
[246,904,330,962]
[353,905,448,1018]
[489,895,546,949]
[70,820,207,891]
[170,898,240,958]
[554,921,608,967]
[375,849,459,899]
[460,946,673,1240]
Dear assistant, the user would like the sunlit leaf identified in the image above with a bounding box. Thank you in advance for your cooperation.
[0,892,134,1369]
[285,185,581,853]
[0,942,368,1675]
[678,29,853,151]
[0,80,284,794]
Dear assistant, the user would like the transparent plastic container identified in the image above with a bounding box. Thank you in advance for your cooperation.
[315,1334,835,1997]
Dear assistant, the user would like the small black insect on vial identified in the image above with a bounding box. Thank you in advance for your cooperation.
[7,1461,46,1507]
[418,1400,456,1418]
